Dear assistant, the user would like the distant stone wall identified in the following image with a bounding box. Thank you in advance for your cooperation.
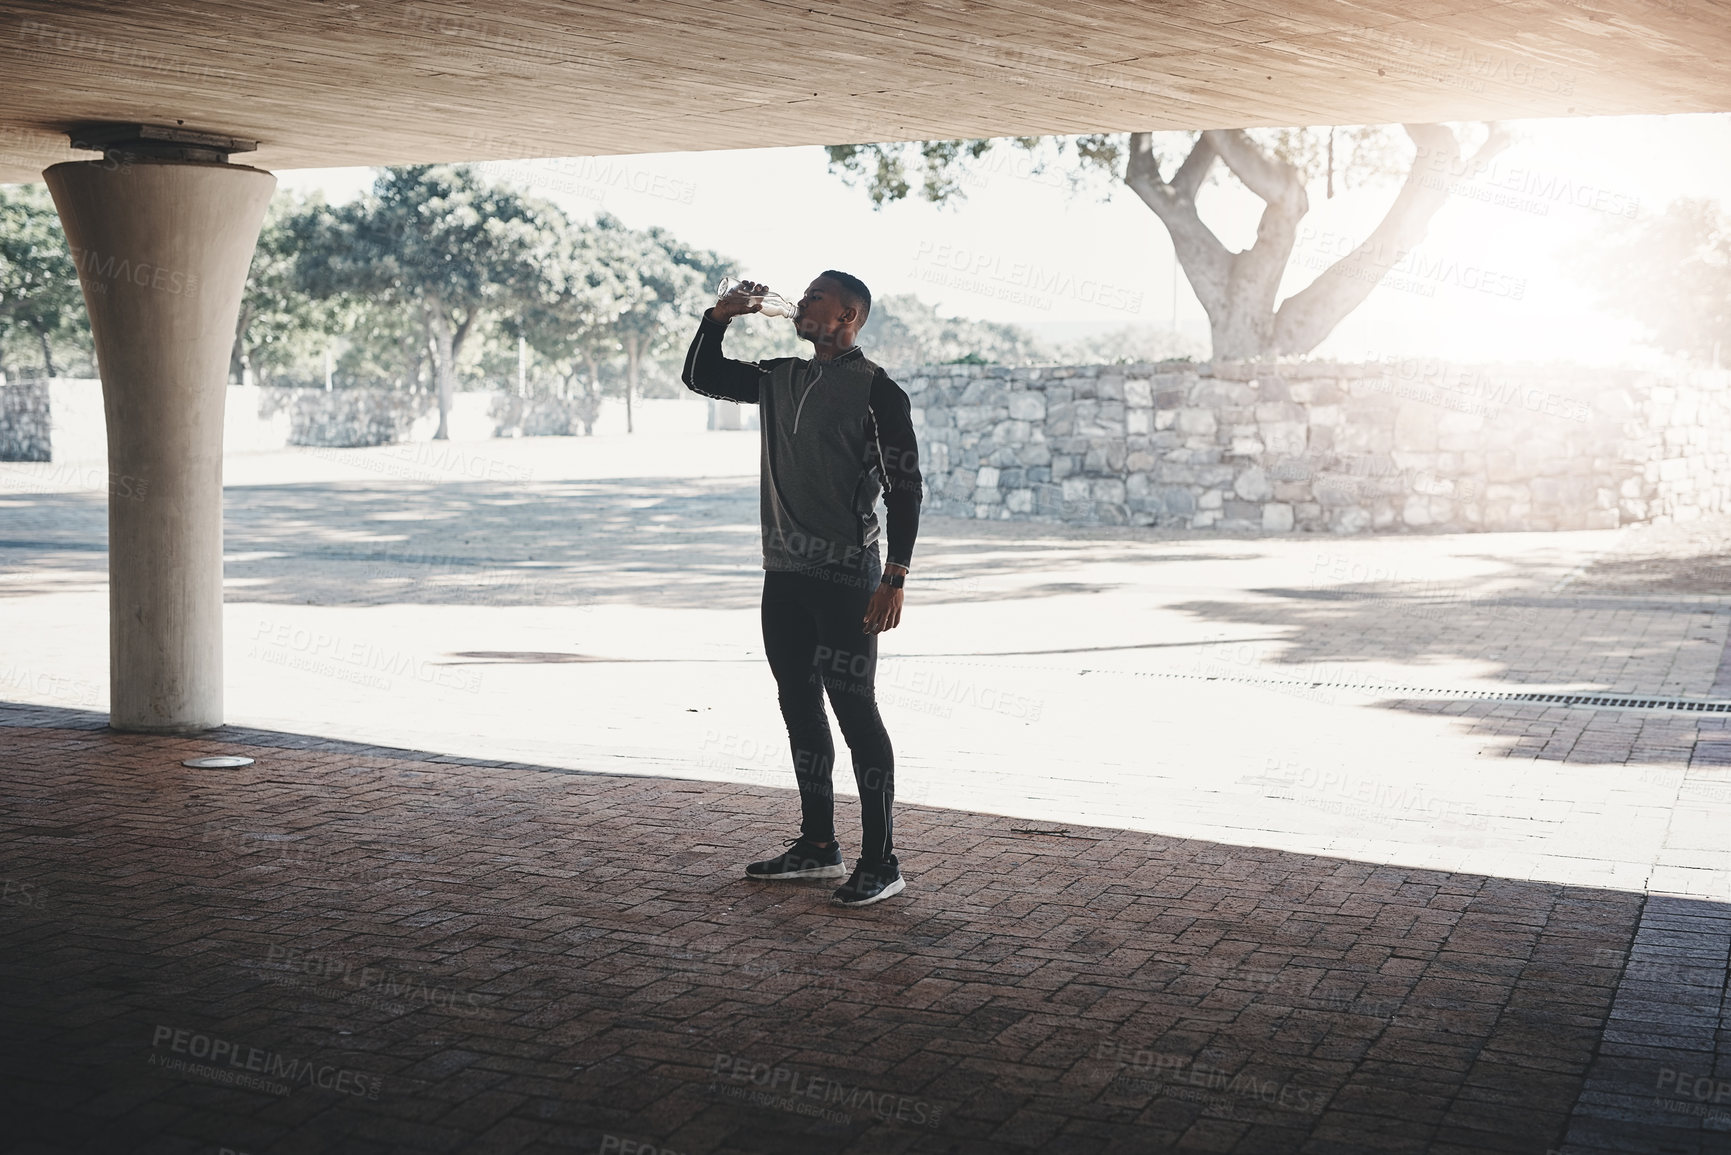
[902,361,1731,532]
[490,394,599,438]
[259,387,437,448]
[1618,376,1731,525]
[13,367,1729,535]
[0,384,710,461]
[0,379,51,462]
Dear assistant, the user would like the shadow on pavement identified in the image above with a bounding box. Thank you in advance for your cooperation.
[0,479,1248,611]
[2,701,1724,1154]
[1174,585,1725,695]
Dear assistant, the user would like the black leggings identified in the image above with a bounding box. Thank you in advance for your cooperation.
[761,568,895,864]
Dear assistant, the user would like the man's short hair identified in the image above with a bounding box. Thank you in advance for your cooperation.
[818,269,871,323]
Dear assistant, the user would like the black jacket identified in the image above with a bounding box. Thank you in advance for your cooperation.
[682,310,923,579]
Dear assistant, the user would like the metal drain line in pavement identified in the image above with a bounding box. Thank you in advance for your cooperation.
[1115,670,1731,713]
[889,656,1731,715]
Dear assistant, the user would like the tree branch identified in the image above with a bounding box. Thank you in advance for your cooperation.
[1171,133,1217,202]
[1181,131,1308,358]
[1202,129,1303,210]
[1467,120,1514,173]
[1123,132,1231,316]
[1271,123,1513,356]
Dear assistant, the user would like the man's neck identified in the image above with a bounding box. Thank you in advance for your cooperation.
[803,328,857,362]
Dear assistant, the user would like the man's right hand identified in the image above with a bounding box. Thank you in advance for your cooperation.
[712,280,768,321]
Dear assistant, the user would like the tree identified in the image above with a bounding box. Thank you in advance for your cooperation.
[858,293,1045,368]
[829,124,1511,360]
[593,214,721,432]
[516,212,629,434]
[1575,197,1731,367]
[294,165,545,437]
[0,184,86,379]
[233,195,346,386]
[335,296,435,393]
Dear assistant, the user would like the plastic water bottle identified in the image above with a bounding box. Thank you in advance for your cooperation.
[717,276,797,318]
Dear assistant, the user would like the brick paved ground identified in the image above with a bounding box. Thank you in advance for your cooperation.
[4,435,1731,1153]
[0,710,1656,1155]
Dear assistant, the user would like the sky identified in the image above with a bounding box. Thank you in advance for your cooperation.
[275,113,1731,367]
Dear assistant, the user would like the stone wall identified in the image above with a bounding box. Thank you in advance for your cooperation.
[902,361,1731,532]
[12,366,1730,535]
[1,382,715,462]
[259,387,436,448]
[0,379,51,462]
[1618,376,1731,525]
[490,394,599,438]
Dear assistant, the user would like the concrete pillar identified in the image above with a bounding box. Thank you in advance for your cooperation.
[44,157,275,733]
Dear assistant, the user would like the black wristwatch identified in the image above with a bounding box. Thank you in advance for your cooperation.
[880,572,906,589]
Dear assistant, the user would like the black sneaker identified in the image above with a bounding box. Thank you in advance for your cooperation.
[745,838,846,880]
[832,858,904,907]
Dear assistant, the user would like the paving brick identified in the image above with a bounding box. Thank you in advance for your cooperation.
[0,715,1672,1152]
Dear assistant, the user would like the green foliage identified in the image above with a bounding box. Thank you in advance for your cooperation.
[333,297,434,391]
[0,184,89,378]
[596,215,718,354]
[245,167,746,406]
[1048,324,1205,365]
[858,293,1045,368]
[295,165,541,313]
[1576,197,1731,366]
[235,195,348,386]
[512,207,626,408]
[826,127,1412,210]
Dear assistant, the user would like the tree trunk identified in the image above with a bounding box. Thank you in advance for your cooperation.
[426,303,455,439]
[1204,130,1309,360]
[230,303,252,383]
[1125,132,1229,337]
[623,333,638,434]
[1271,123,1512,356]
[1124,130,1305,361]
[584,353,601,435]
[37,328,56,379]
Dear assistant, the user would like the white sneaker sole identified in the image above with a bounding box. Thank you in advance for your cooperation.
[745,862,848,880]
[832,875,905,907]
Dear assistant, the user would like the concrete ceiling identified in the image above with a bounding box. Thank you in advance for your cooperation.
[1,0,1727,184]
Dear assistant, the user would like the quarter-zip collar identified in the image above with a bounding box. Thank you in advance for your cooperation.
[792,347,864,433]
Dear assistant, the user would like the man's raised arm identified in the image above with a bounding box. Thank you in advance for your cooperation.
[681,307,766,404]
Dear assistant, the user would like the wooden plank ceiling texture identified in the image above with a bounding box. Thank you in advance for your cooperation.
[0,0,1725,182]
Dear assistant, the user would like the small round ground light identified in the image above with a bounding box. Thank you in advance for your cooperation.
[181,756,255,769]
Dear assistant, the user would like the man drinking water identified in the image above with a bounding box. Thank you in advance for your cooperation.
[681,271,923,907]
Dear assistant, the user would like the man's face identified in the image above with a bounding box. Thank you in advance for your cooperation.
[793,277,854,343]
